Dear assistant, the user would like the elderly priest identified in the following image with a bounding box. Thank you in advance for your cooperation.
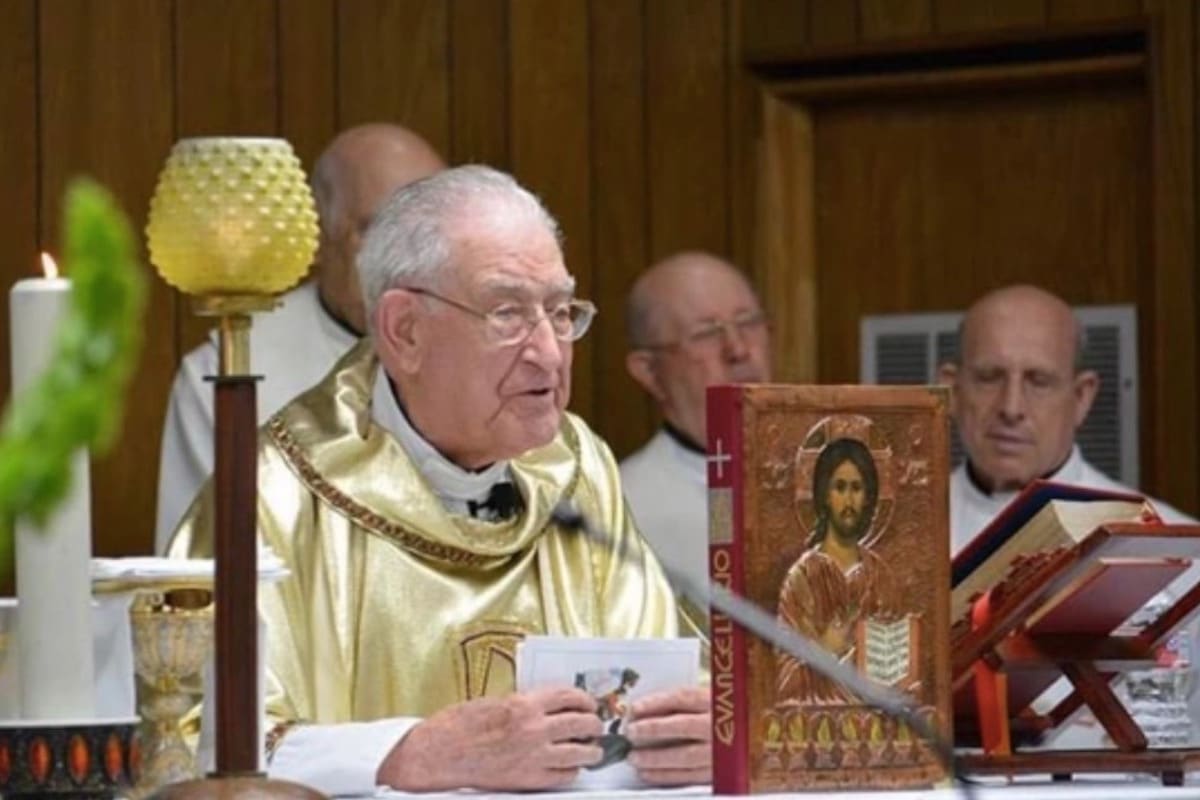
[169,166,711,795]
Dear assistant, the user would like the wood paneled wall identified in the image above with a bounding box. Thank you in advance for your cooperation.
[0,0,739,559]
[0,0,1196,562]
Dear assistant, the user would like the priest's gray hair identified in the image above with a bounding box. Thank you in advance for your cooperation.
[357,164,562,334]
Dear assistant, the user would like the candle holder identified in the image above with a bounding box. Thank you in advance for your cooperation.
[0,182,147,800]
[0,602,138,800]
[146,137,323,799]
[0,718,139,800]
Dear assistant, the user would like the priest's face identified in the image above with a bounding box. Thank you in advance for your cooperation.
[637,256,771,445]
[401,208,575,468]
[943,286,1097,493]
[316,134,445,334]
[825,460,868,541]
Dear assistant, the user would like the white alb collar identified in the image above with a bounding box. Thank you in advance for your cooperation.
[371,368,510,507]
[312,285,360,353]
[657,429,708,487]
[963,444,1087,510]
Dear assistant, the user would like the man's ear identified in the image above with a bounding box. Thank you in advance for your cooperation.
[626,350,667,404]
[374,288,422,374]
[1071,369,1100,428]
[935,361,959,416]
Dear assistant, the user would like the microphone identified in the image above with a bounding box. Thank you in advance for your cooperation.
[468,481,523,521]
[551,502,978,800]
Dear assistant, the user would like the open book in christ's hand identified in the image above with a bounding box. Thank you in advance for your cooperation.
[855,614,920,688]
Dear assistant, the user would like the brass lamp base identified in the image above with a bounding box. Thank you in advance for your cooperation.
[192,294,278,377]
[147,774,327,800]
[191,294,278,318]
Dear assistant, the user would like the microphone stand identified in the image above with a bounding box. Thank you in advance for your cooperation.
[551,503,979,800]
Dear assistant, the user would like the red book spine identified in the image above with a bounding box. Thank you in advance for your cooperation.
[708,385,750,794]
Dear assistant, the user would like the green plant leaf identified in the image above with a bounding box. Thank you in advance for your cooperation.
[0,179,148,564]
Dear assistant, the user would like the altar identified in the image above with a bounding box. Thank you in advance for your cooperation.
[362,780,1198,799]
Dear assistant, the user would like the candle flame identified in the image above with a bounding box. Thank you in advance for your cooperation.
[40,252,59,280]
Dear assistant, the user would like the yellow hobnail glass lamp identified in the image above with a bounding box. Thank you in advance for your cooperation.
[146,137,319,374]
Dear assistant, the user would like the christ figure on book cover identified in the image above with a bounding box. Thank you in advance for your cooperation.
[775,436,911,704]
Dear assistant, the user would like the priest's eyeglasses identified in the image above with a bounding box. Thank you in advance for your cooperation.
[645,310,768,352]
[405,286,598,345]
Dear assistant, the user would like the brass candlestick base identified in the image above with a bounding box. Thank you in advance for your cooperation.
[192,295,277,377]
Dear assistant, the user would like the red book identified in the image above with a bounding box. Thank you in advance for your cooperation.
[707,384,952,793]
[951,479,1152,590]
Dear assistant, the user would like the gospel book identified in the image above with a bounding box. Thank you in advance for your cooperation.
[707,384,952,793]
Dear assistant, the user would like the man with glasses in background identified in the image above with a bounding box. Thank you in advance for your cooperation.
[170,166,711,795]
[621,251,773,627]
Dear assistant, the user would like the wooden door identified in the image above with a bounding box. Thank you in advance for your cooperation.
[814,82,1148,382]
[752,22,1196,512]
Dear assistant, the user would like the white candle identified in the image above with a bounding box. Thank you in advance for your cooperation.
[9,254,95,720]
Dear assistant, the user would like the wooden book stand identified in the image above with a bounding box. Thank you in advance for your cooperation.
[952,523,1200,786]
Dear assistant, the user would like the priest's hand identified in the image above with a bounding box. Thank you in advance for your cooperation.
[626,685,712,786]
[376,687,604,792]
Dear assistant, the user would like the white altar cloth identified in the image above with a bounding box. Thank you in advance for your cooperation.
[366,779,1198,800]
[0,594,136,719]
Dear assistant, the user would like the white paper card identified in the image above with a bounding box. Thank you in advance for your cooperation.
[516,636,700,791]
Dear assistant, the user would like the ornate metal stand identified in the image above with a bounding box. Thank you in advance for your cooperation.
[130,589,212,795]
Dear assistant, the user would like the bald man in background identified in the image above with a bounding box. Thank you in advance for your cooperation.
[938,284,1192,549]
[940,284,1198,749]
[621,252,772,619]
[154,123,445,551]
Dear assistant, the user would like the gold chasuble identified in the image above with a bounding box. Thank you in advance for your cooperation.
[170,342,679,727]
